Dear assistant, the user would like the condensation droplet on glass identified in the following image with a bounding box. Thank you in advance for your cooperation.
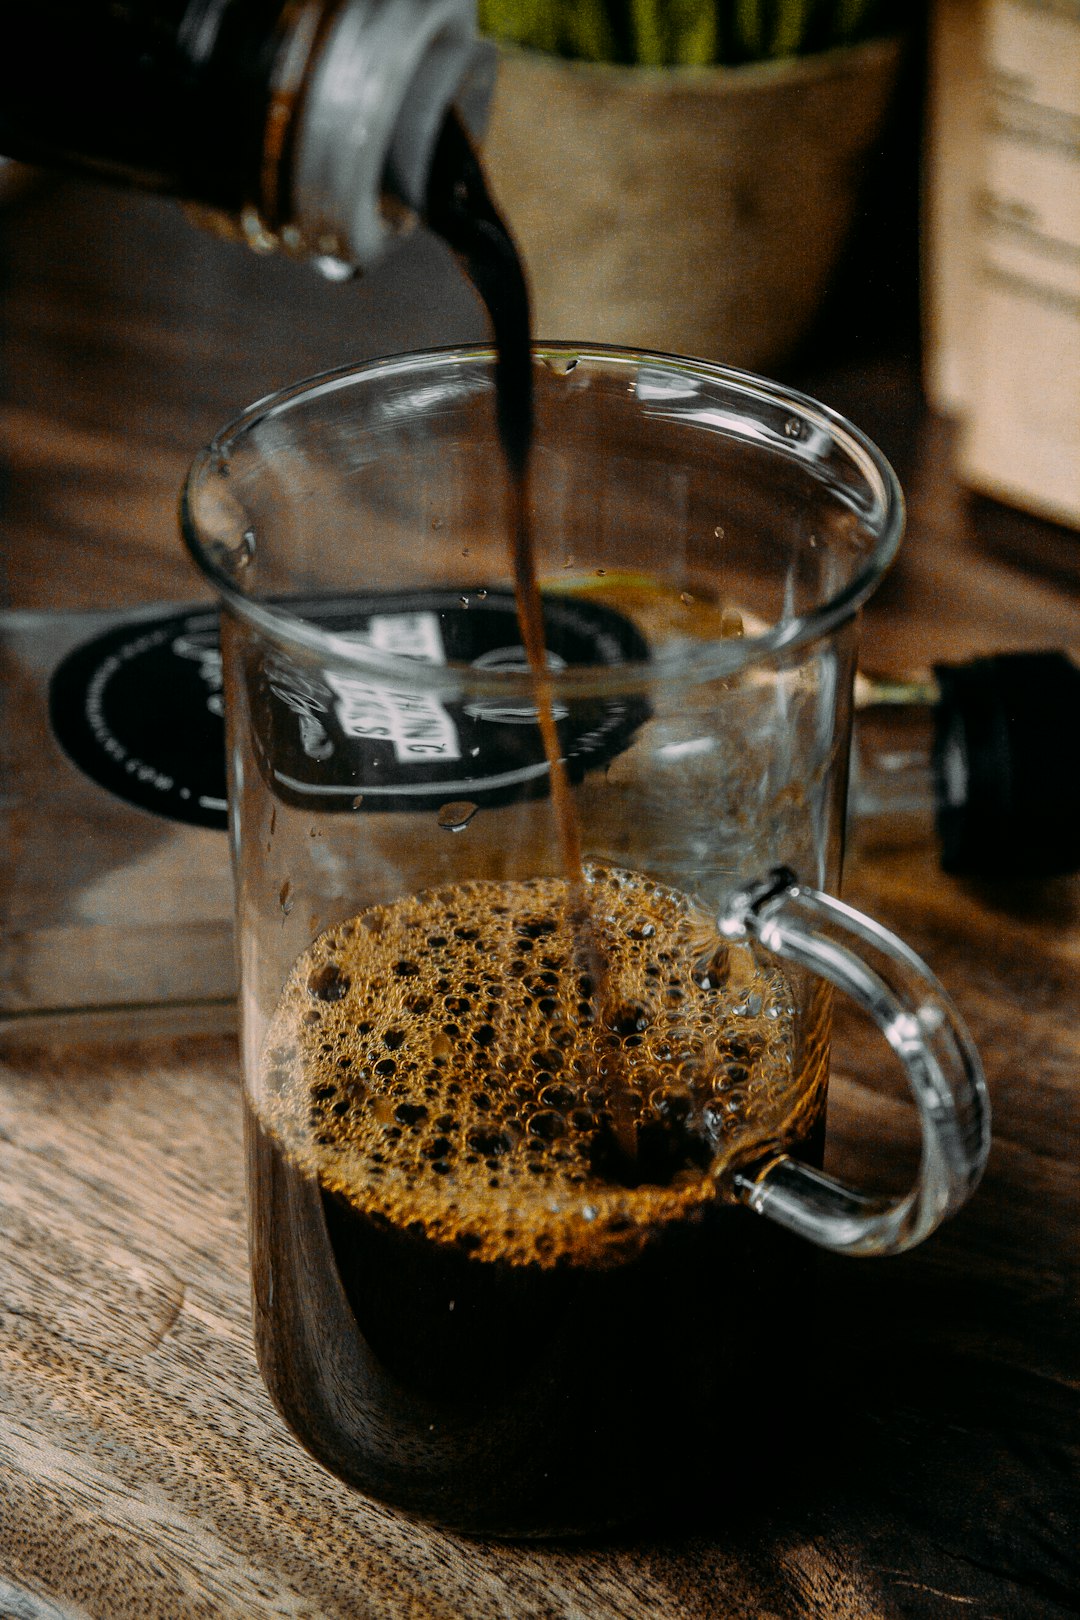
[279,879,293,915]
[679,591,694,606]
[562,556,575,570]
[721,609,745,639]
[431,516,445,531]
[313,254,357,283]
[469,745,481,757]
[351,794,364,809]
[235,529,255,569]
[543,353,579,376]
[461,545,471,559]
[437,800,479,832]
[595,567,606,577]
[476,587,488,600]
[713,524,725,539]
[784,416,803,439]
[460,594,470,608]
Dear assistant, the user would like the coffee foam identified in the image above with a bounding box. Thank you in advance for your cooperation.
[257,865,816,1267]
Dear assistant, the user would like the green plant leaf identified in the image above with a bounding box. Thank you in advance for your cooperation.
[733,0,765,59]
[478,0,902,65]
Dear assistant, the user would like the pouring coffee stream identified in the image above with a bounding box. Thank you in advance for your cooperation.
[424,109,643,1171]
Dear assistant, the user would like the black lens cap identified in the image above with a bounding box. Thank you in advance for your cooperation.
[932,651,1080,878]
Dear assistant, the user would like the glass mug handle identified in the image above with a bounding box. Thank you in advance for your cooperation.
[718,868,991,1257]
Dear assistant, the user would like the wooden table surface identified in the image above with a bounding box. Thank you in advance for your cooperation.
[1,175,1079,1619]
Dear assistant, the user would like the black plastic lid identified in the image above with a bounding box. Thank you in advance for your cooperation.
[932,651,1080,878]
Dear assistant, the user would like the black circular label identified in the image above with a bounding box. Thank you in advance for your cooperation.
[49,593,650,826]
[49,608,228,829]
[249,589,650,813]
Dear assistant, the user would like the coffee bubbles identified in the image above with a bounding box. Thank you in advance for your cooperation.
[257,864,816,1270]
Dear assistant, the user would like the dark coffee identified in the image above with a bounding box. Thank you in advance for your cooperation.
[249,868,827,1533]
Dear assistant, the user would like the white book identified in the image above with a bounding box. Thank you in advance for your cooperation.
[924,0,1080,529]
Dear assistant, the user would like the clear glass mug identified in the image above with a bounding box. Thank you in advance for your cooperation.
[182,344,990,1536]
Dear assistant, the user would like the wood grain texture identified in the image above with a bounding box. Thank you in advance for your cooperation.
[1,175,1079,1617]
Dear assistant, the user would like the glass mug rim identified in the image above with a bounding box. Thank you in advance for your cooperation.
[180,342,905,699]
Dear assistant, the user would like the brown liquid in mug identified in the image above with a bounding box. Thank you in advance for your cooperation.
[247,113,828,1533]
[248,871,827,1532]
